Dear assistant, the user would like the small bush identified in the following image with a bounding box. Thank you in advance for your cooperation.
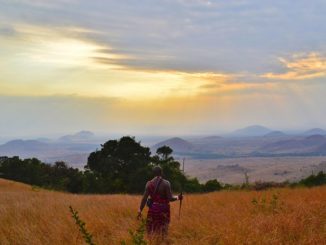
[252,181,287,191]
[203,179,222,192]
[299,171,326,187]
[251,192,282,214]
[121,219,148,245]
[69,206,96,245]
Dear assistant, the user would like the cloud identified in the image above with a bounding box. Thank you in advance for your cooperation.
[0,23,129,70]
[1,0,326,136]
[2,0,78,9]
[0,25,17,37]
[262,53,326,80]
[1,0,326,74]
[1,21,325,101]
[1,22,236,99]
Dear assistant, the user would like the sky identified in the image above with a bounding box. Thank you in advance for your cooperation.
[1,0,326,138]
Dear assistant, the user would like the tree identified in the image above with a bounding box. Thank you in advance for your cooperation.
[183,177,202,193]
[156,146,173,161]
[203,179,222,192]
[85,136,152,193]
[299,171,326,187]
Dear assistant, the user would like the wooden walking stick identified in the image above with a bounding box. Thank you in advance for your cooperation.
[178,191,183,220]
[178,158,185,220]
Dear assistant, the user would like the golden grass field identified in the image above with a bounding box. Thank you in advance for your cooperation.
[0,178,325,245]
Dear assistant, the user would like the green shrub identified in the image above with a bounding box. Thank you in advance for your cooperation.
[299,171,326,187]
[251,192,282,214]
[203,179,222,192]
[69,206,96,245]
[121,219,148,245]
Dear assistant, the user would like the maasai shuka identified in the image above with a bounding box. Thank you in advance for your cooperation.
[146,178,170,235]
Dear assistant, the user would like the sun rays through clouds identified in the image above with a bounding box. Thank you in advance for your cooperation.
[1,0,326,135]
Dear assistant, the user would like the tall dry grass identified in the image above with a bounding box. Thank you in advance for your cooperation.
[0,178,325,245]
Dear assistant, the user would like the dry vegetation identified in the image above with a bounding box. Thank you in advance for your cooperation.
[186,156,326,184]
[0,178,325,245]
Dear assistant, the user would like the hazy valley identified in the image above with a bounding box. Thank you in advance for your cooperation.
[1,126,326,184]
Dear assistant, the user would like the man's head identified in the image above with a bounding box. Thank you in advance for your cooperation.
[153,166,162,176]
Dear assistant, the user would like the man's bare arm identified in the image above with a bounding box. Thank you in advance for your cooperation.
[166,181,178,202]
[139,182,150,212]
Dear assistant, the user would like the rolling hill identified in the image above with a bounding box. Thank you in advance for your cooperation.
[263,130,287,137]
[303,128,326,136]
[151,133,326,158]
[58,130,95,142]
[229,125,273,137]
[258,135,326,154]
[0,140,51,157]
[151,137,194,153]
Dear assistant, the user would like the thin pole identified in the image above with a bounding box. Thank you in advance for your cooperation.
[182,158,185,172]
[178,191,183,219]
[179,158,185,220]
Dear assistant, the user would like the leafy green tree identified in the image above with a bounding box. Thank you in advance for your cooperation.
[151,146,187,192]
[299,171,326,187]
[203,179,222,192]
[85,136,152,193]
[183,177,202,193]
[156,145,173,161]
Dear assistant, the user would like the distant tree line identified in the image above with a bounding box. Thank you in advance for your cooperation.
[0,136,325,193]
[0,136,223,193]
[298,171,326,187]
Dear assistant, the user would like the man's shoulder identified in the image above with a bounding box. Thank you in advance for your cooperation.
[162,179,170,186]
[146,178,169,186]
[145,180,152,188]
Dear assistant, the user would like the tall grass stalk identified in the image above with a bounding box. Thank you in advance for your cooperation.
[69,206,97,245]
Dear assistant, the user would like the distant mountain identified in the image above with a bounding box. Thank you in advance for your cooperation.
[59,131,95,142]
[258,135,326,154]
[0,138,98,166]
[193,136,223,144]
[152,137,193,153]
[303,128,326,136]
[0,139,49,151]
[230,125,273,137]
[200,136,223,141]
[35,137,52,143]
[264,131,286,137]
[0,140,50,158]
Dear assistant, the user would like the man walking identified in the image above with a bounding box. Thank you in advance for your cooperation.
[138,166,183,237]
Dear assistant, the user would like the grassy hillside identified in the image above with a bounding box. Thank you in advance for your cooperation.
[0,178,325,245]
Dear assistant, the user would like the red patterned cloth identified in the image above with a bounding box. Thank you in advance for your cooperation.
[146,179,170,235]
